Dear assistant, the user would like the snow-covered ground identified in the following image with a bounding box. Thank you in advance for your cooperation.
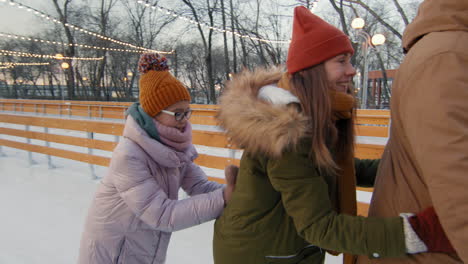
[0,147,345,264]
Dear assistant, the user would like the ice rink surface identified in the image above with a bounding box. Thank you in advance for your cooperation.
[0,147,345,264]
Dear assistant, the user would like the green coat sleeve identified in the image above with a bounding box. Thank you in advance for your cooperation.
[354,158,380,187]
[267,149,406,258]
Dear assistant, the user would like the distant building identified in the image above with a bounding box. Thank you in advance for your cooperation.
[367,69,397,109]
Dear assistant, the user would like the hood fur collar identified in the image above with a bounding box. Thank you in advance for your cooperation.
[217,67,309,158]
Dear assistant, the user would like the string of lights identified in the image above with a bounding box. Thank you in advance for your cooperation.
[3,0,173,54]
[132,0,291,44]
[0,32,159,54]
[0,62,50,66]
[309,0,321,10]
[0,49,104,60]
[0,0,323,52]
[0,61,50,69]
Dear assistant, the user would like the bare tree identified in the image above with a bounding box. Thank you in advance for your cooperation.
[343,0,403,39]
[229,0,238,73]
[181,0,219,104]
[118,0,175,99]
[391,0,409,26]
[90,0,118,99]
[52,0,76,99]
[220,0,231,80]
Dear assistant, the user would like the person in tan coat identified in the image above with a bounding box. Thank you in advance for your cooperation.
[356,0,468,263]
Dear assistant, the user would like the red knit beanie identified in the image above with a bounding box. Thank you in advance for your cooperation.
[287,6,354,74]
[138,53,191,117]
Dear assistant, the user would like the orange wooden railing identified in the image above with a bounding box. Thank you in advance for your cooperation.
[0,99,390,138]
[0,99,389,216]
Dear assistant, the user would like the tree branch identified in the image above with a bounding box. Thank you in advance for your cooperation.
[344,0,403,39]
[391,0,409,26]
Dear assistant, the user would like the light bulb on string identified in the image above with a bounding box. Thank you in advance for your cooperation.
[1,49,104,61]
[6,0,173,54]
[132,0,293,44]
[0,32,172,54]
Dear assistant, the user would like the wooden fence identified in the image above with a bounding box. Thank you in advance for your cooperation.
[0,99,390,138]
[0,99,390,216]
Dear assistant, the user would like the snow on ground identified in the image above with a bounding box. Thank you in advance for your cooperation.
[0,147,344,264]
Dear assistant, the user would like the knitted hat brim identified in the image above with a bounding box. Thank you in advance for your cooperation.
[287,35,354,74]
[139,71,191,117]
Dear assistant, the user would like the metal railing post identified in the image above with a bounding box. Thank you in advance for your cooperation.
[26,125,37,166]
[0,131,6,157]
[388,119,392,138]
[87,132,98,179]
[0,145,6,157]
[67,102,72,118]
[228,148,236,166]
[44,127,56,169]
[0,102,5,157]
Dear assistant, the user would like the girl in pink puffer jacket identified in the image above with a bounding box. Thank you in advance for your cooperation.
[77,53,236,264]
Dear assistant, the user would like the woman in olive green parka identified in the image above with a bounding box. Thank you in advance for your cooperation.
[213,7,454,264]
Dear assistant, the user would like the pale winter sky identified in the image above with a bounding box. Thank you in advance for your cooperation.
[0,0,329,39]
[0,0,422,49]
[0,0,51,35]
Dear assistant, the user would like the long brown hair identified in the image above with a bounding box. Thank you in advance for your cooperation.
[290,64,355,175]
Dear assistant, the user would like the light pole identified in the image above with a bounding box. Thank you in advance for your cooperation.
[60,62,69,101]
[351,18,386,109]
[127,71,134,97]
[123,76,128,90]
[55,53,67,100]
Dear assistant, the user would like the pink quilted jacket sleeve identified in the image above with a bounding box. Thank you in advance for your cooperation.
[181,162,225,196]
[111,152,224,232]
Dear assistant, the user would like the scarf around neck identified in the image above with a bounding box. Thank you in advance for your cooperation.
[329,90,355,120]
[127,102,192,152]
[126,102,161,142]
[154,119,193,152]
[328,90,357,264]
[327,90,356,215]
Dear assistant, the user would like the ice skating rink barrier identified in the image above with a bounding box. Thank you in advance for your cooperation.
[0,99,391,216]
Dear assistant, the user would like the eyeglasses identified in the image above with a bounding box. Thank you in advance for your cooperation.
[161,109,192,121]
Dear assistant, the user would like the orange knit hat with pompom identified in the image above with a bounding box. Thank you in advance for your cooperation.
[287,6,354,74]
[138,53,191,117]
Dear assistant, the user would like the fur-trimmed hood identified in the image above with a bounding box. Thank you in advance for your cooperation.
[217,67,309,158]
